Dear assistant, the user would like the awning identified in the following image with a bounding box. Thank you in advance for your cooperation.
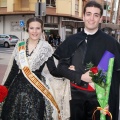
[62,20,120,30]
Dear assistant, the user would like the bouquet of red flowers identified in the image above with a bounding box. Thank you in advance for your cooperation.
[86,62,107,89]
[86,51,114,120]
[0,85,8,103]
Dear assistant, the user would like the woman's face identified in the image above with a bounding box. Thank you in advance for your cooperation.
[28,21,42,41]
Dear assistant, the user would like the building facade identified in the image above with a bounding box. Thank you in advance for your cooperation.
[0,0,120,41]
[0,0,84,40]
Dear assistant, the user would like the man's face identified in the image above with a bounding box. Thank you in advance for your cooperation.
[83,7,102,33]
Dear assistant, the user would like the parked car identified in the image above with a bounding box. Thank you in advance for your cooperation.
[0,34,19,48]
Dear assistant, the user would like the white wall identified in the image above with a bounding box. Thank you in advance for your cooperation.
[0,15,34,40]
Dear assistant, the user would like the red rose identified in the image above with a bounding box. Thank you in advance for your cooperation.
[0,85,8,103]
[90,67,98,74]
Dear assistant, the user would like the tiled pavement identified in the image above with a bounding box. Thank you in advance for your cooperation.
[0,53,11,84]
[0,64,7,84]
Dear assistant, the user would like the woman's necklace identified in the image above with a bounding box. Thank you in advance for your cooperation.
[26,39,40,57]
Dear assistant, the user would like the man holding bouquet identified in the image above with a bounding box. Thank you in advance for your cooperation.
[54,1,120,120]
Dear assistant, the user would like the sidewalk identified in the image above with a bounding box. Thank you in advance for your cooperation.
[0,64,7,84]
[0,53,11,84]
[0,47,56,84]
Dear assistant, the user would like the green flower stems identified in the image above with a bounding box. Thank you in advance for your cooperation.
[95,58,114,120]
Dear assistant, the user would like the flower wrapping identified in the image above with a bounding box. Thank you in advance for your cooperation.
[0,85,8,103]
[94,51,114,120]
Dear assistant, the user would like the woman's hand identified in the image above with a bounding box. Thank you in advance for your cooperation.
[69,66,93,83]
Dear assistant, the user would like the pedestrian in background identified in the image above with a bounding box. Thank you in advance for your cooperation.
[56,34,61,46]
[54,1,120,120]
[53,34,61,48]
[48,34,54,47]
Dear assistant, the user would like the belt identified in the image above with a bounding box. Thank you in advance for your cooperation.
[71,83,95,91]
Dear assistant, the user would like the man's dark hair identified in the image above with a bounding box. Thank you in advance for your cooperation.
[83,1,103,16]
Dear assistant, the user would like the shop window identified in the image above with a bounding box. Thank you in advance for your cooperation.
[75,4,79,12]
[75,0,79,12]
[45,16,58,24]
[66,25,72,38]
[104,4,109,10]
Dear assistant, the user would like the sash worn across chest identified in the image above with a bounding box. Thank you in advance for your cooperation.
[18,41,61,119]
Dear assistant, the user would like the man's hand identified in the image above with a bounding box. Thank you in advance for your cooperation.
[81,71,93,83]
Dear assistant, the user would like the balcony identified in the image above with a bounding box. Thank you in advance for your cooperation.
[0,7,7,13]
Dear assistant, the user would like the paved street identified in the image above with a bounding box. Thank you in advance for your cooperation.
[0,46,14,84]
[0,46,120,119]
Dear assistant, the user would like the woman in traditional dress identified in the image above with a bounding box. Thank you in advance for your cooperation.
[1,17,62,120]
